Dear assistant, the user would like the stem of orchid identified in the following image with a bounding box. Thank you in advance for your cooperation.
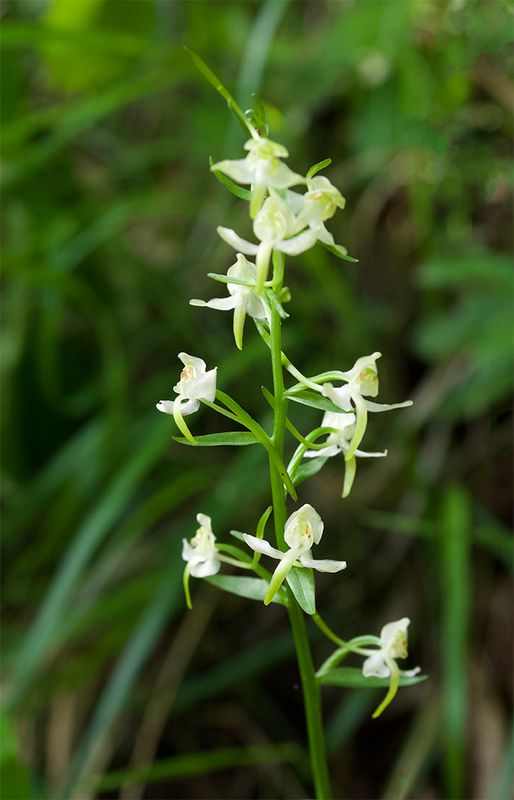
[218,555,254,569]
[268,257,332,800]
[311,613,345,647]
[316,636,382,677]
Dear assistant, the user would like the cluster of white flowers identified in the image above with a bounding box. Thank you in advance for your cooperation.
[156,126,420,716]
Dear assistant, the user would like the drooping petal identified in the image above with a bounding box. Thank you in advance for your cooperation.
[190,296,239,311]
[242,534,284,560]
[232,302,247,350]
[255,241,273,293]
[217,226,259,255]
[344,392,368,460]
[299,555,347,572]
[264,547,302,605]
[173,395,197,445]
[364,399,413,413]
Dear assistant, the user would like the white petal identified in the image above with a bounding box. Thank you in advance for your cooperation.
[354,447,387,458]
[217,227,259,255]
[196,513,213,533]
[364,399,413,413]
[189,556,221,578]
[185,367,217,403]
[178,352,207,373]
[211,158,253,184]
[304,445,340,459]
[277,228,317,255]
[172,397,199,416]
[242,534,284,560]
[190,296,239,311]
[156,400,175,415]
[362,653,390,678]
[245,292,267,320]
[401,667,421,677]
[300,555,347,572]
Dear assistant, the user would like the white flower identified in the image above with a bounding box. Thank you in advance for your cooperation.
[211,136,304,217]
[243,503,346,605]
[218,191,317,292]
[286,175,347,255]
[361,617,421,718]
[156,353,217,444]
[321,352,412,461]
[182,513,221,578]
[303,410,387,497]
[189,254,269,350]
[304,411,387,460]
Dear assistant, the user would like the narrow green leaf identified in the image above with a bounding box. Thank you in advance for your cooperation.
[92,744,301,792]
[288,391,342,414]
[206,575,288,606]
[318,241,358,263]
[286,567,316,615]
[174,432,259,447]
[307,158,332,179]
[185,47,256,137]
[318,667,428,689]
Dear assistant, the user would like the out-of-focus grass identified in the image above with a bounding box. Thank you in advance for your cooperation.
[2,1,512,798]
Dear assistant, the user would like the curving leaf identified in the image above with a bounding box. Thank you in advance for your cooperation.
[286,567,316,614]
[209,158,251,201]
[206,575,288,606]
[307,158,332,179]
[173,432,259,447]
[288,391,343,414]
[318,667,428,689]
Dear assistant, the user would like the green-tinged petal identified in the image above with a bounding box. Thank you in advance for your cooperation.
[183,565,192,610]
[345,394,368,460]
[342,455,356,498]
[173,396,197,445]
[264,548,301,605]
[250,183,266,219]
[256,241,273,294]
[233,302,247,350]
[372,660,401,718]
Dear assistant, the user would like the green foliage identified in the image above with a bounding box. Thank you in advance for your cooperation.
[2,0,511,798]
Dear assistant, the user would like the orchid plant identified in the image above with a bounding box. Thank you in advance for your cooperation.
[157,53,425,800]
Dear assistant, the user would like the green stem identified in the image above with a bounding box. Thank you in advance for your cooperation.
[268,253,332,799]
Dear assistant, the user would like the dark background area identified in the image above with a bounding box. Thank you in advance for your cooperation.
[2,1,513,798]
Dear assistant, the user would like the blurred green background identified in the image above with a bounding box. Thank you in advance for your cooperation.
[2,0,513,798]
